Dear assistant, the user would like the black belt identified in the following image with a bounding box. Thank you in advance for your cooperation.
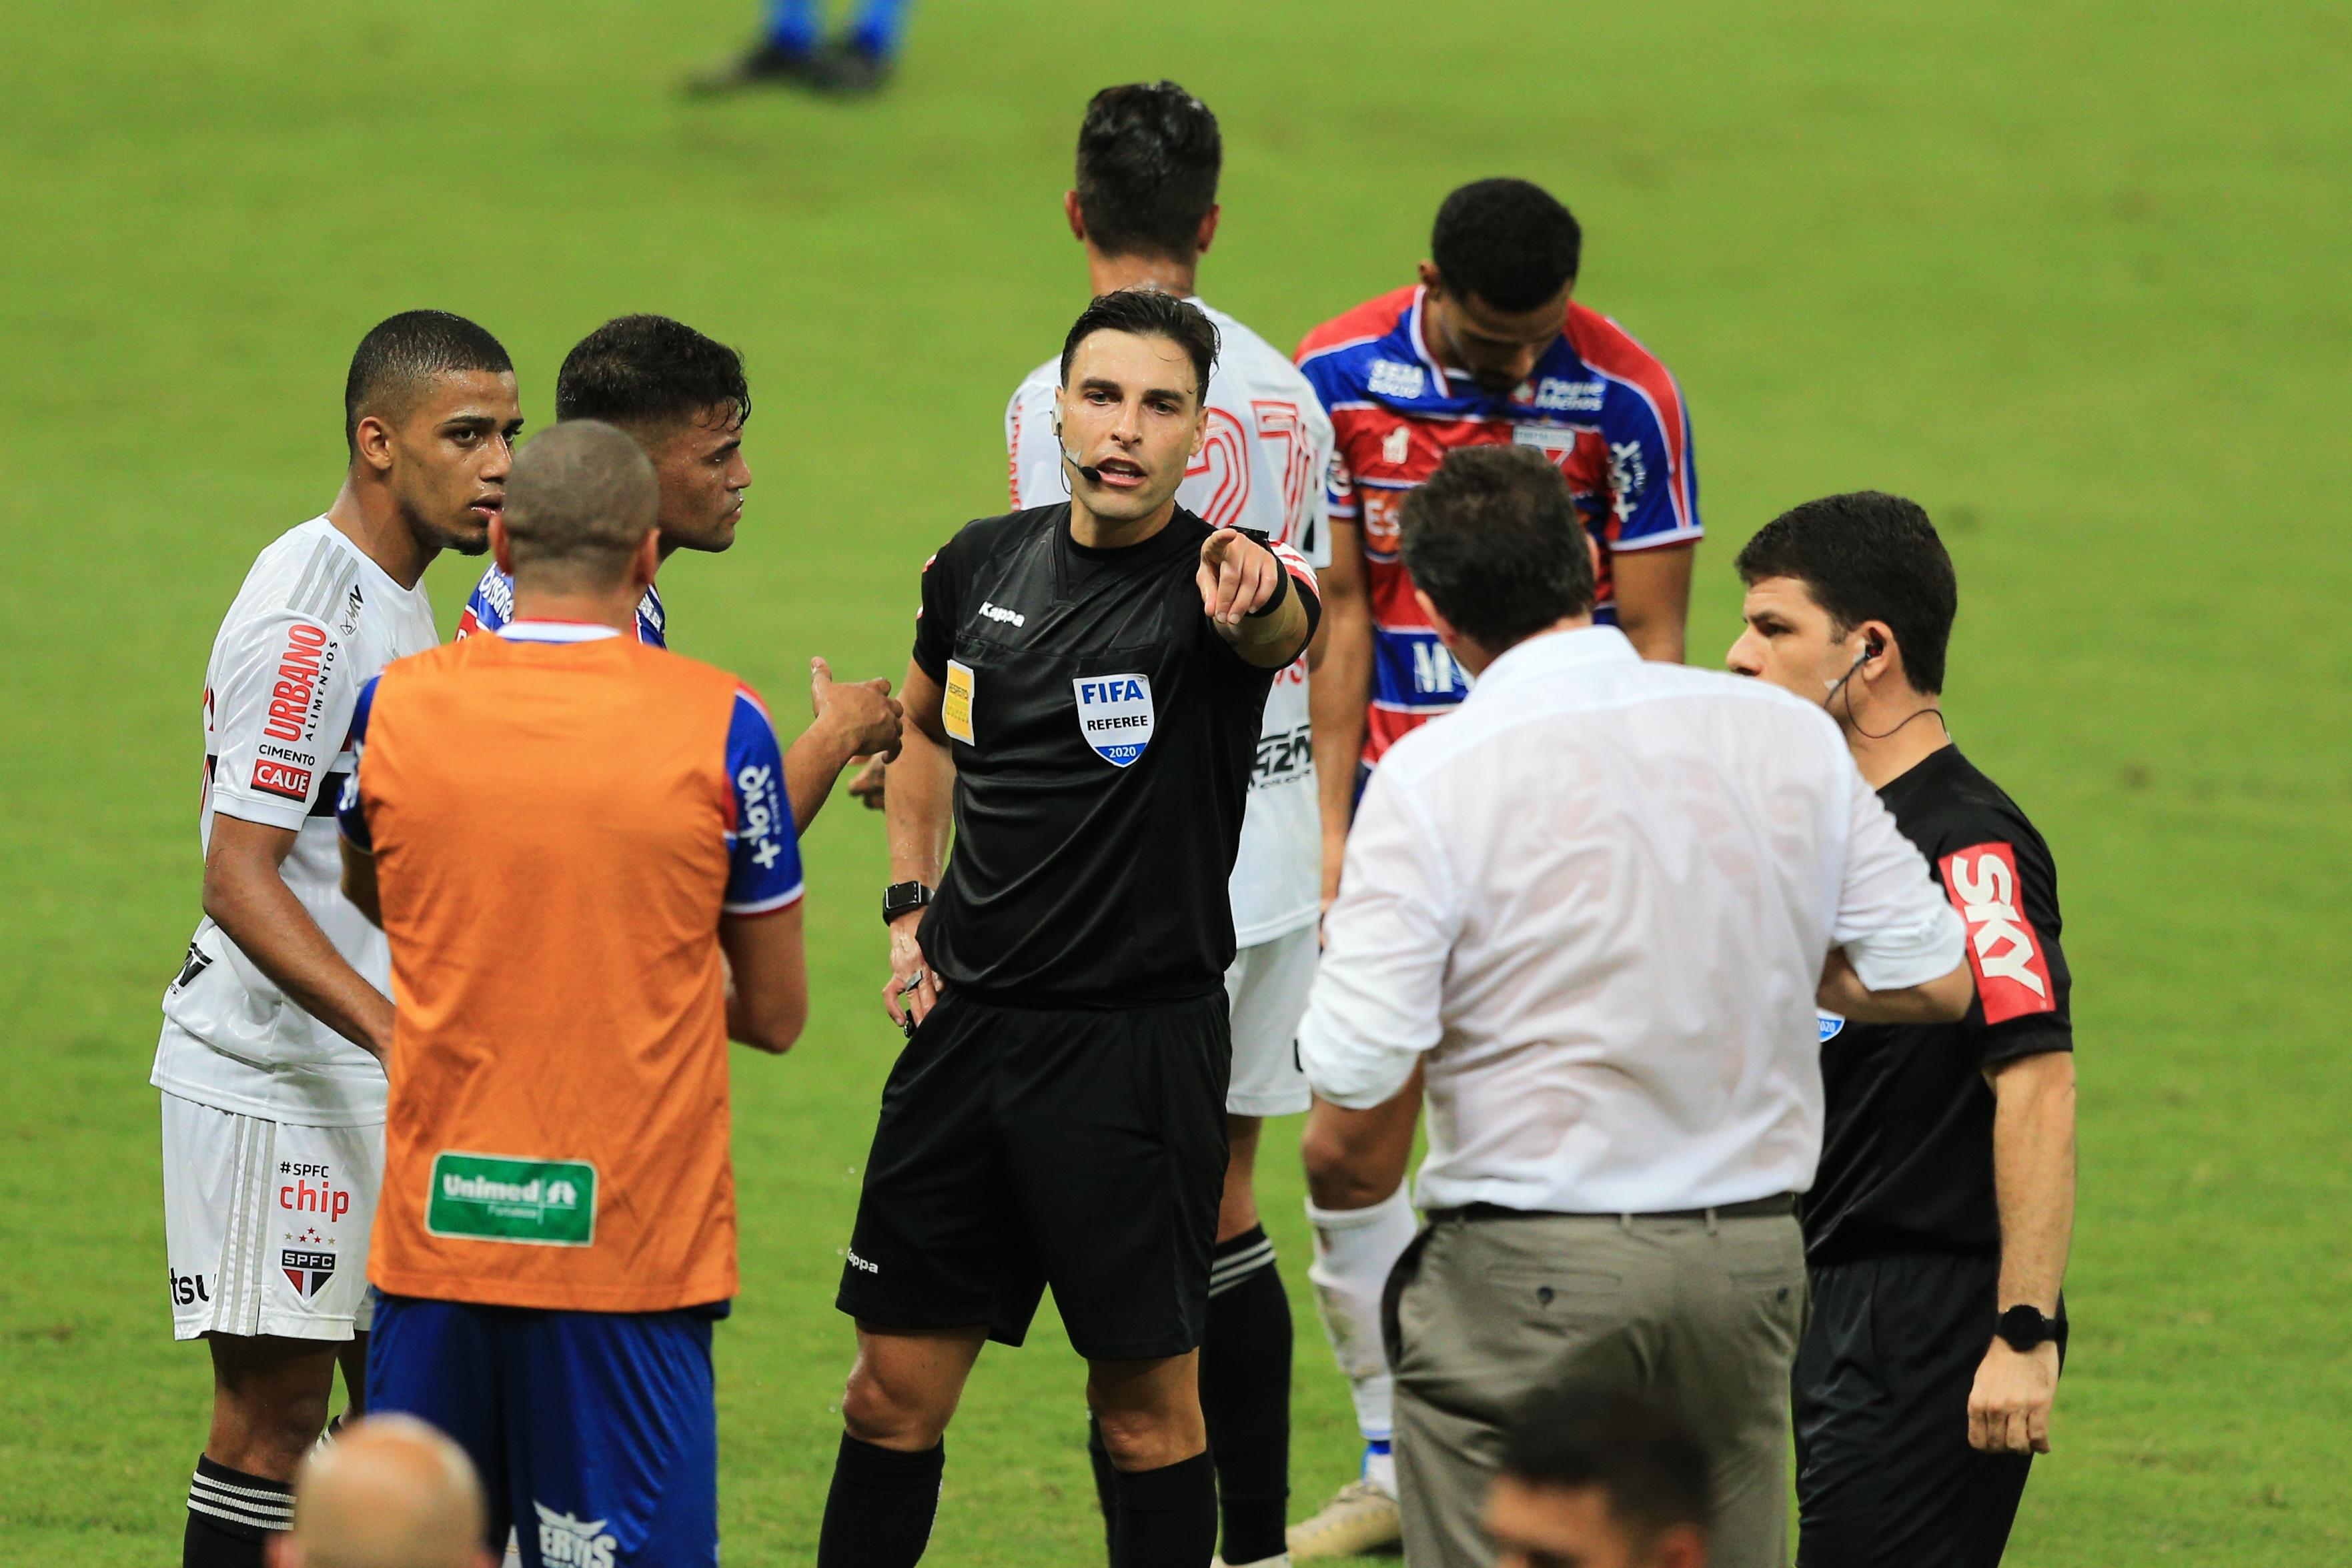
[1425,1192,1796,1225]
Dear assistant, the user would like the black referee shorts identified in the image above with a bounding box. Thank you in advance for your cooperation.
[836,988,1229,1363]
[1794,1251,2064,1568]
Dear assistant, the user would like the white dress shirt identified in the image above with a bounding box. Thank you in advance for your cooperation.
[1299,625,1966,1215]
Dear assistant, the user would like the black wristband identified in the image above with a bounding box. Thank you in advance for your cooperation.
[1244,549,1292,618]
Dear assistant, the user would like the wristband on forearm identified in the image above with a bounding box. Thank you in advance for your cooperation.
[1245,550,1292,618]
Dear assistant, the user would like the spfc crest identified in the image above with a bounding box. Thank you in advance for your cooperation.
[1073,674,1154,767]
[281,1248,336,1298]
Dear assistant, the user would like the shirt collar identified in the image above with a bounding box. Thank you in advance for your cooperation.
[1463,623,1638,702]
[497,620,623,644]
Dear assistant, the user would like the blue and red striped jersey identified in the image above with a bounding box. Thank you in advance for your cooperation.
[1297,285,1700,765]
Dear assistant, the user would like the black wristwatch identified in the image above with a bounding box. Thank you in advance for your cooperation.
[1995,1304,2065,1353]
[882,881,932,926]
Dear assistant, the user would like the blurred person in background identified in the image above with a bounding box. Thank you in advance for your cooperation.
[1488,1386,1713,1568]
[267,1415,497,1568]
[692,0,912,95]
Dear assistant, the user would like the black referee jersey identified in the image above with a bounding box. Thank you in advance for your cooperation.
[1795,743,2073,1568]
[911,502,1318,1006]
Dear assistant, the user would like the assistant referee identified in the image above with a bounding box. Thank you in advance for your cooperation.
[816,289,1321,1568]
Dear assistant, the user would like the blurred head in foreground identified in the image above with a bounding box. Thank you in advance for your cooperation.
[490,419,662,605]
[1486,1384,1713,1568]
[265,1413,496,1568]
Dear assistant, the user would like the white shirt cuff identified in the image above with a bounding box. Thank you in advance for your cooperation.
[1846,899,1968,992]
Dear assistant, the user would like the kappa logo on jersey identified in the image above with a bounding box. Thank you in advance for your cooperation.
[251,760,313,802]
[279,1248,336,1298]
[1940,842,2056,1025]
[1818,1012,1846,1043]
[1534,376,1606,413]
[1073,674,1155,766]
[535,1503,619,1568]
[979,600,1027,628]
[261,622,332,744]
[1367,360,1425,400]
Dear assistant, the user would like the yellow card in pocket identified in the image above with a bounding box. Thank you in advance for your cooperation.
[943,659,976,744]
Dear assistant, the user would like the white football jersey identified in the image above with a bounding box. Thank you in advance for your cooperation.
[152,516,439,1126]
[1009,297,1335,945]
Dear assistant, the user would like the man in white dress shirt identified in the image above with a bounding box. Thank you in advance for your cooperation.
[1297,447,1975,1568]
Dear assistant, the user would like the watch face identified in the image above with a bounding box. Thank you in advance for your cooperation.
[1999,1307,2048,1349]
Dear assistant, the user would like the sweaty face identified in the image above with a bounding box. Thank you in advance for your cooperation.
[1055,330,1205,526]
[1424,277,1574,396]
[1728,574,1856,700]
[382,369,524,558]
[1485,1478,1665,1568]
[642,406,750,554]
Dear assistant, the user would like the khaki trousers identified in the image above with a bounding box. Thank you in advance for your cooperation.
[1387,1209,1808,1567]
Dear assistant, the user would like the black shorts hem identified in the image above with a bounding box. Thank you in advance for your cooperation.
[834,1291,1027,1349]
[1061,1329,1203,1364]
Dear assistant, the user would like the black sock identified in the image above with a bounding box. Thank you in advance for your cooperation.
[1087,1413,1119,1559]
[1202,1227,1291,1565]
[816,1433,945,1568]
[183,1455,291,1568]
[1111,1449,1218,1568]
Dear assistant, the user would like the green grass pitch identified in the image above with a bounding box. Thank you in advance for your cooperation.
[3,1,2348,1561]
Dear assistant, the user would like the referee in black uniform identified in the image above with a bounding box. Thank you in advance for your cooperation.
[816,289,1321,1568]
[1728,492,2077,1567]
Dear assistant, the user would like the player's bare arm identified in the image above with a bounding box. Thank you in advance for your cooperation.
[1970,1050,2076,1455]
[339,835,380,927]
[1612,540,1696,662]
[1197,528,1313,667]
[881,658,953,1027]
[1816,946,1975,1024]
[721,901,809,1054]
[206,815,393,1062]
[1309,518,1373,908]
[784,656,903,833]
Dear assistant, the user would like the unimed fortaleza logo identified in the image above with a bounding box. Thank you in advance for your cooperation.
[534,1503,618,1568]
[1072,674,1154,767]
[426,1153,597,1247]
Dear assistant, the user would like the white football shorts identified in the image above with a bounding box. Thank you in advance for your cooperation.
[1223,922,1318,1117]
[161,1090,381,1341]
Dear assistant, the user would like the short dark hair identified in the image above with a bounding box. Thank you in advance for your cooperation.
[1059,289,1220,402]
[1075,81,1222,261]
[1502,1385,1712,1542]
[344,310,512,454]
[1735,491,1959,694]
[503,420,660,590]
[1399,446,1595,648]
[1430,179,1583,311]
[554,315,750,431]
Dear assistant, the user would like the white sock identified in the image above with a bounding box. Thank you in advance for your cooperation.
[1363,1443,1397,1500]
[1304,1184,1418,1449]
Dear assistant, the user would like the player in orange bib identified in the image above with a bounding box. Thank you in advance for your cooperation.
[336,421,816,1568]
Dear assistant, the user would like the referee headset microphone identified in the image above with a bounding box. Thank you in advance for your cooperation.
[1053,415,1105,484]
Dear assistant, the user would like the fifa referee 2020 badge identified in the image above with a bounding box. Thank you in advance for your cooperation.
[814,289,1320,1568]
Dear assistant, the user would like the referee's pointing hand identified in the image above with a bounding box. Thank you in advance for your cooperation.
[1197,528,1282,628]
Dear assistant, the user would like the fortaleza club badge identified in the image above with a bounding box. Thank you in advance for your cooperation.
[427,1152,597,1247]
[1073,673,1154,766]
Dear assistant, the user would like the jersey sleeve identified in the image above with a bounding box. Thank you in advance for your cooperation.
[334,676,381,852]
[722,688,804,916]
[209,608,362,832]
[911,537,963,683]
[1937,825,2072,1061]
[455,564,514,639]
[1598,373,1701,552]
[1005,373,1069,510]
[1295,355,1363,530]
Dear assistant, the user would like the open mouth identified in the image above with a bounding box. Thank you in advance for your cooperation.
[468,497,502,523]
[1092,458,1146,490]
